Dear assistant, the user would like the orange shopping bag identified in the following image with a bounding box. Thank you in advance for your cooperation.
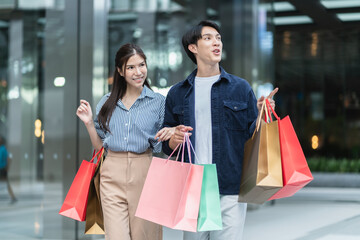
[59,148,104,221]
[135,134,203,232]
[265,99,313,200]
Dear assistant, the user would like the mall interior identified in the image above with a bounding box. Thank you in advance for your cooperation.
[0,0,359,239]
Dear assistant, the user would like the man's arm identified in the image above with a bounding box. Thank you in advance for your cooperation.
[162,89,192,155]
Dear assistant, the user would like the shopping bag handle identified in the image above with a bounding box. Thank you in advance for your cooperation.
[254,100,266,133]
[166,141,187,164]
[165,133,193,164]
[90,147,104,165]
[264,100,271,123]
[181,133,192,164]
[185,134,200,164]
[265,99,280,121]
[167,142,182,159]
[252,99,272,139]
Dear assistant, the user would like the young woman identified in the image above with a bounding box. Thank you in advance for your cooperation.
[76,43,173,240]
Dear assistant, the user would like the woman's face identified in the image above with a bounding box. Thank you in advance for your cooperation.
[119,54,147,90]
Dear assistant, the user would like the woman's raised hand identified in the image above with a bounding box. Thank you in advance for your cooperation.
[155,127,176,142]
[76,100,93,125]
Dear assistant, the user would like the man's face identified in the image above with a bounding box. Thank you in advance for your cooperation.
[190,26,222,65]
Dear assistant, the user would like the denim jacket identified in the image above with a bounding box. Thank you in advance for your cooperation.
[162,67,258,195]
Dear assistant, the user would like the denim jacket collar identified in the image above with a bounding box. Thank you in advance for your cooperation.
[183,66,232,86]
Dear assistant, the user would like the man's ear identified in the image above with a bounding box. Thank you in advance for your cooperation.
[188,44,197,54]
[117,67,123,77]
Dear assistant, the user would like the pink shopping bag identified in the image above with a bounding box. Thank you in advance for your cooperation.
[135,134,204,232]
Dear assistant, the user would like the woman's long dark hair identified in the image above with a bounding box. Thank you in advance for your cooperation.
[98,43,151,132]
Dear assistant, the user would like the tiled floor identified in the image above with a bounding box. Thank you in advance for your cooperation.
[1,181,360,240]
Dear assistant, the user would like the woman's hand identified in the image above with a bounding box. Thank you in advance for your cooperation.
[155,127,175,142]
[76,100,93,125]
[76,99,103,151]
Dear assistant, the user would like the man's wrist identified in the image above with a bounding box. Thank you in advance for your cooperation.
[169,136,177,150]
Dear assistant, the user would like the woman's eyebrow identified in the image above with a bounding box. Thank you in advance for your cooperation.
[126,61,145,67]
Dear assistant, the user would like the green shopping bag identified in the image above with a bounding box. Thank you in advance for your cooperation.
[197,164,223,231]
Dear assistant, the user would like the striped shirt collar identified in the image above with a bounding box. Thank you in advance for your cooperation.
[116,85,155,109]
[139,85,156,99]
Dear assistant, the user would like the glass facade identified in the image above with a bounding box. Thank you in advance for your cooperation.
[274,29,360,158]
[0,0,359,239]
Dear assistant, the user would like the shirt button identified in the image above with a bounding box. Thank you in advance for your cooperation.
[124,137,127,141]
[125,123,128,126]
[234,106,238,110]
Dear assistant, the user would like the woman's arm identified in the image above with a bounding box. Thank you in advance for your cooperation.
[76,99,103,151]
[155,127,175,142]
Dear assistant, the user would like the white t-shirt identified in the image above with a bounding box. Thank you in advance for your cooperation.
[194,74,220,164]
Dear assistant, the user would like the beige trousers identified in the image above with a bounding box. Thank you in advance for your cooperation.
[100,150,162,240]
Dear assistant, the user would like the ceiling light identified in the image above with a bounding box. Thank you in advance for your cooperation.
[320,0,360,9]
[274,16,313,25]
[54,77,65,87]
[260,2,296,12]
[274,2,296,12]
[337,13,360,21]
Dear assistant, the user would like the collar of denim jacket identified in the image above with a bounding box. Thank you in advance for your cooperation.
[183,66,231,86]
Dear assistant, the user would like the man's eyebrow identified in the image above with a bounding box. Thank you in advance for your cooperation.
[202,33,221,37]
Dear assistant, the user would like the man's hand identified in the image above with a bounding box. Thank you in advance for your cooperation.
[169,125,193,150]
[257,87,278,113]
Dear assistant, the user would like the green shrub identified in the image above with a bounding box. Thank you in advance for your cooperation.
[306,157,360,173]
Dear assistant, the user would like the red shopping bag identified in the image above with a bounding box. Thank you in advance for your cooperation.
[265,99,313,200]
[135,134,204,232]
[59,148,104,221]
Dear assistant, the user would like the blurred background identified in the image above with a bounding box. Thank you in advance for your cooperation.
[0,0,359,239]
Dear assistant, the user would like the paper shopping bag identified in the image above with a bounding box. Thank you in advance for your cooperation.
[85,153,105,234]
[265,100,313,200]
[59,148,103,221]
[238,101,283,204]
[197,164,222,232]
[135,135,204,232]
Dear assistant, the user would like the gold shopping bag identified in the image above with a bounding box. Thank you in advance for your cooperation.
[238,101,283,204]
[85,153,105,235]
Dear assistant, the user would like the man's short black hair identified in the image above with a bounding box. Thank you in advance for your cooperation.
[182,20,221,64]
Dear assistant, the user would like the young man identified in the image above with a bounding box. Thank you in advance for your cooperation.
[162,20,278,239]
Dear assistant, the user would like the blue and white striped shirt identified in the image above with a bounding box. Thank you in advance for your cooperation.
[94,86,165,153]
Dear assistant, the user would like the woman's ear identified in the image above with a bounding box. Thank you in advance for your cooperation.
[117,67,123,77]
[188,44,197,54]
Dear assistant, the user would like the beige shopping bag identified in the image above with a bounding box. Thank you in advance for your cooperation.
[238,101,283,204]
[85,154,105,235]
